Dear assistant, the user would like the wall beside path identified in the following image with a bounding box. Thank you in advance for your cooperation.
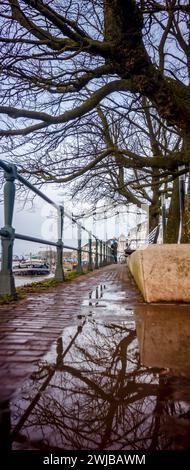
[128,244,190,303]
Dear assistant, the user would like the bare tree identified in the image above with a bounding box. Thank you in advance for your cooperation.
[0,1,189,237]
[55,98,182,235]
[0,1,189,151]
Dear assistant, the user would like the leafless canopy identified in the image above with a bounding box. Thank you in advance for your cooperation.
[0,1,189,197]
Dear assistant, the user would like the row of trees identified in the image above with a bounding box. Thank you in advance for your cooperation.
[0,1,190,240]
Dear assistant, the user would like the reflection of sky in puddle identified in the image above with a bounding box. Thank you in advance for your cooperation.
[82,284,133,319]
[8,288,190,450]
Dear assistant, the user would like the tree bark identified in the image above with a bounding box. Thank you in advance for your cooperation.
[104,1,190,134]
[181,172,190,243]
[180,136,190,243]
[149,200,160,233]
[164,179,180,243]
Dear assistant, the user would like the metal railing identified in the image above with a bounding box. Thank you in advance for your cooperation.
[0,161,114,297]
[147,225,160,244]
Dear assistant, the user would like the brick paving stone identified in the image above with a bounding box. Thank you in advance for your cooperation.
[0,355,39,362]
[0,264,141,401]
[5,365,37,375]
[0,339,28,344]
[15,350,44,357]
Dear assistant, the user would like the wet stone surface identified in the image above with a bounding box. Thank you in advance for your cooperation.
[2,274,190,450]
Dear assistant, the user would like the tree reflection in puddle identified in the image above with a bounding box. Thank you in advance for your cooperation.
[9,305,190,450]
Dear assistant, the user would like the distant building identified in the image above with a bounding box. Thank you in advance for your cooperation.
[80,241,97,264]
[117,234,127,257]
[127,219,162,248]
[127,220,149,249]
[63,250,75,261]
[38,249,56,266]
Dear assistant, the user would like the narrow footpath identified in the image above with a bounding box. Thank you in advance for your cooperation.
[1,263,190,450]
[0,264,141,401]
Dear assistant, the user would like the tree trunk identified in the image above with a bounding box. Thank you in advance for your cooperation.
[149,173,160,232]
[180,137,190,243]
[181,173,190,243]
[103,1,190,134]
[164,179,180,243]
[149,201,160,233]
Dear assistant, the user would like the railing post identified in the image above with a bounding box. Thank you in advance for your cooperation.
[100,240,103,267]
[107,245,109,264]
[0,165,17,297]
[107,245,110,264]
[103,242,106,265]
[55,205,64,281]
[88,232,93,270]
[104,243,106,265]
[111,247,113,263]
[109,246,112,264]
[110,246,113,263]
[161,194,166,242]
[95,238,99,269]
[77,223,83,273]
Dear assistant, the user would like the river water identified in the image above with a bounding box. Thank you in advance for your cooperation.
[14,273,53,287]
[0,260,53,287]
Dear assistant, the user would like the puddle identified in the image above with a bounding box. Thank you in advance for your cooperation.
[135,304,190,375]
[2,288,190,450]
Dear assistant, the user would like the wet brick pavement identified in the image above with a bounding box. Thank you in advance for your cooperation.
[0,264,141,401]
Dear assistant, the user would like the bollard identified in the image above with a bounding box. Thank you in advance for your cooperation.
[0,165,17,297]
[77,223,83,273]
[55,205,64,281]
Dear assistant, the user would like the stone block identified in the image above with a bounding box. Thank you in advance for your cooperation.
[128,244,190,302]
